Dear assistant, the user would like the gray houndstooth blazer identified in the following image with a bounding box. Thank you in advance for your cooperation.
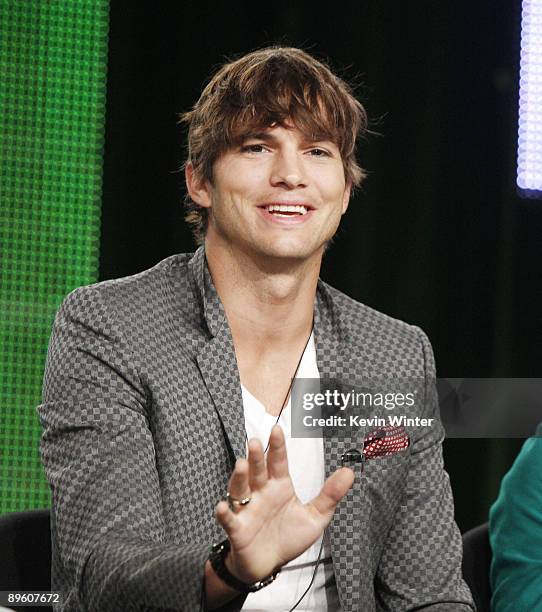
[38,247,474,612]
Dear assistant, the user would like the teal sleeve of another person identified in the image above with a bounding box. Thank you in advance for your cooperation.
[489,424,542,612]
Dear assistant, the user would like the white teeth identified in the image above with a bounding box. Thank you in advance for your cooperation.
[266,204,308,215]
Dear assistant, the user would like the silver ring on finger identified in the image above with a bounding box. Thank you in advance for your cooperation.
[226,492,252,510]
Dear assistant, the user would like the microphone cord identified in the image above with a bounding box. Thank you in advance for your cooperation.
[242,322,326,611]
[244,321,314,453]
[287,532,325,612]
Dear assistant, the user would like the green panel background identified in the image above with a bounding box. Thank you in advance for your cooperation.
[0,1,109,513]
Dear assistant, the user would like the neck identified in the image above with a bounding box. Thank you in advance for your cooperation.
[204,239,322,349]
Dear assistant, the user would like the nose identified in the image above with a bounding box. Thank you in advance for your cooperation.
[270,150,307,189]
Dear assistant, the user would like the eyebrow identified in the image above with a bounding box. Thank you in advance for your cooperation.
[240,132,278,143]
[240,131,337,147]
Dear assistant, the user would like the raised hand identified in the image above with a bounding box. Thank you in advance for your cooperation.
[215,424,355,585]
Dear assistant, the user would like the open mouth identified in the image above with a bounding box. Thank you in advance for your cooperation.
[261,204,311,217]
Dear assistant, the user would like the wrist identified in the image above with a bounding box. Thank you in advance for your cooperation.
[209,539,281,593]
[223,549,244,583]
[204,559,240,610]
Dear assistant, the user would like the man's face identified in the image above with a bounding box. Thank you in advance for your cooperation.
[189,124,351,263]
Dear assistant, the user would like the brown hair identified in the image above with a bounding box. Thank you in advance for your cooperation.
[181,46,368,244]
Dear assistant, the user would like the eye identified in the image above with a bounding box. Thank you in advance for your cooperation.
[308,147,331,157]
[240,143,267,153]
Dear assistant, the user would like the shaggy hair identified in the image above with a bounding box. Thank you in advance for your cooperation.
[180,46,368,244]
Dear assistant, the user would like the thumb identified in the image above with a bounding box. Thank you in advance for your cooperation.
[310,467,355,518]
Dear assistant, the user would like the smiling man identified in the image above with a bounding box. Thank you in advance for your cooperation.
[38,47,474,611]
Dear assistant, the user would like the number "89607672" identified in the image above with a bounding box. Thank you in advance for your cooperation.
[0,591,60,606]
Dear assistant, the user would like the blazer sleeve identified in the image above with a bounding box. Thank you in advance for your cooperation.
[374,328,475,611]
[38,286,209,612]
[489,428,542,611]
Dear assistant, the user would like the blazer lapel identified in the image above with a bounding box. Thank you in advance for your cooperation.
[196,329,247,463]
[314,281,376,612]
[189,248,246,463]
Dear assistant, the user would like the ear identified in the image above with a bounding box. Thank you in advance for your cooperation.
[185,162,212,209]
[341,181,352,215]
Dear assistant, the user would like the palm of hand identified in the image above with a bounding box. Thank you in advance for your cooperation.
[230,475,326,575]
[215,425,354,584]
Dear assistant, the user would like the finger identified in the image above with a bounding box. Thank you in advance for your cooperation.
[247,438,268,490]
[228,457,251,501]
[310,467,355,519]
[266,425,290,479]
[215,500,239,535]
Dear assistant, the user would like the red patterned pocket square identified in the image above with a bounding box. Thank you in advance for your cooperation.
[362,424,410,460]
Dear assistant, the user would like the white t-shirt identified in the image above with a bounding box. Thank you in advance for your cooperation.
[240,333,341,611]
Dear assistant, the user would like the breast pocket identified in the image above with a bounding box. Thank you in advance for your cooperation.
[365,448,410,472]
[362,449,411,554]
[362,449,410,513]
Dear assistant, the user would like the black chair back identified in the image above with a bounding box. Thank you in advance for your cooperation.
[462,522,492,612]
[0,509,52,612]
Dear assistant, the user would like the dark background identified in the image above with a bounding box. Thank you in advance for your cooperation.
[100,0,542,532]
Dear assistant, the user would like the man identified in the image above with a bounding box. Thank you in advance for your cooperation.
[38,47,474,611]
